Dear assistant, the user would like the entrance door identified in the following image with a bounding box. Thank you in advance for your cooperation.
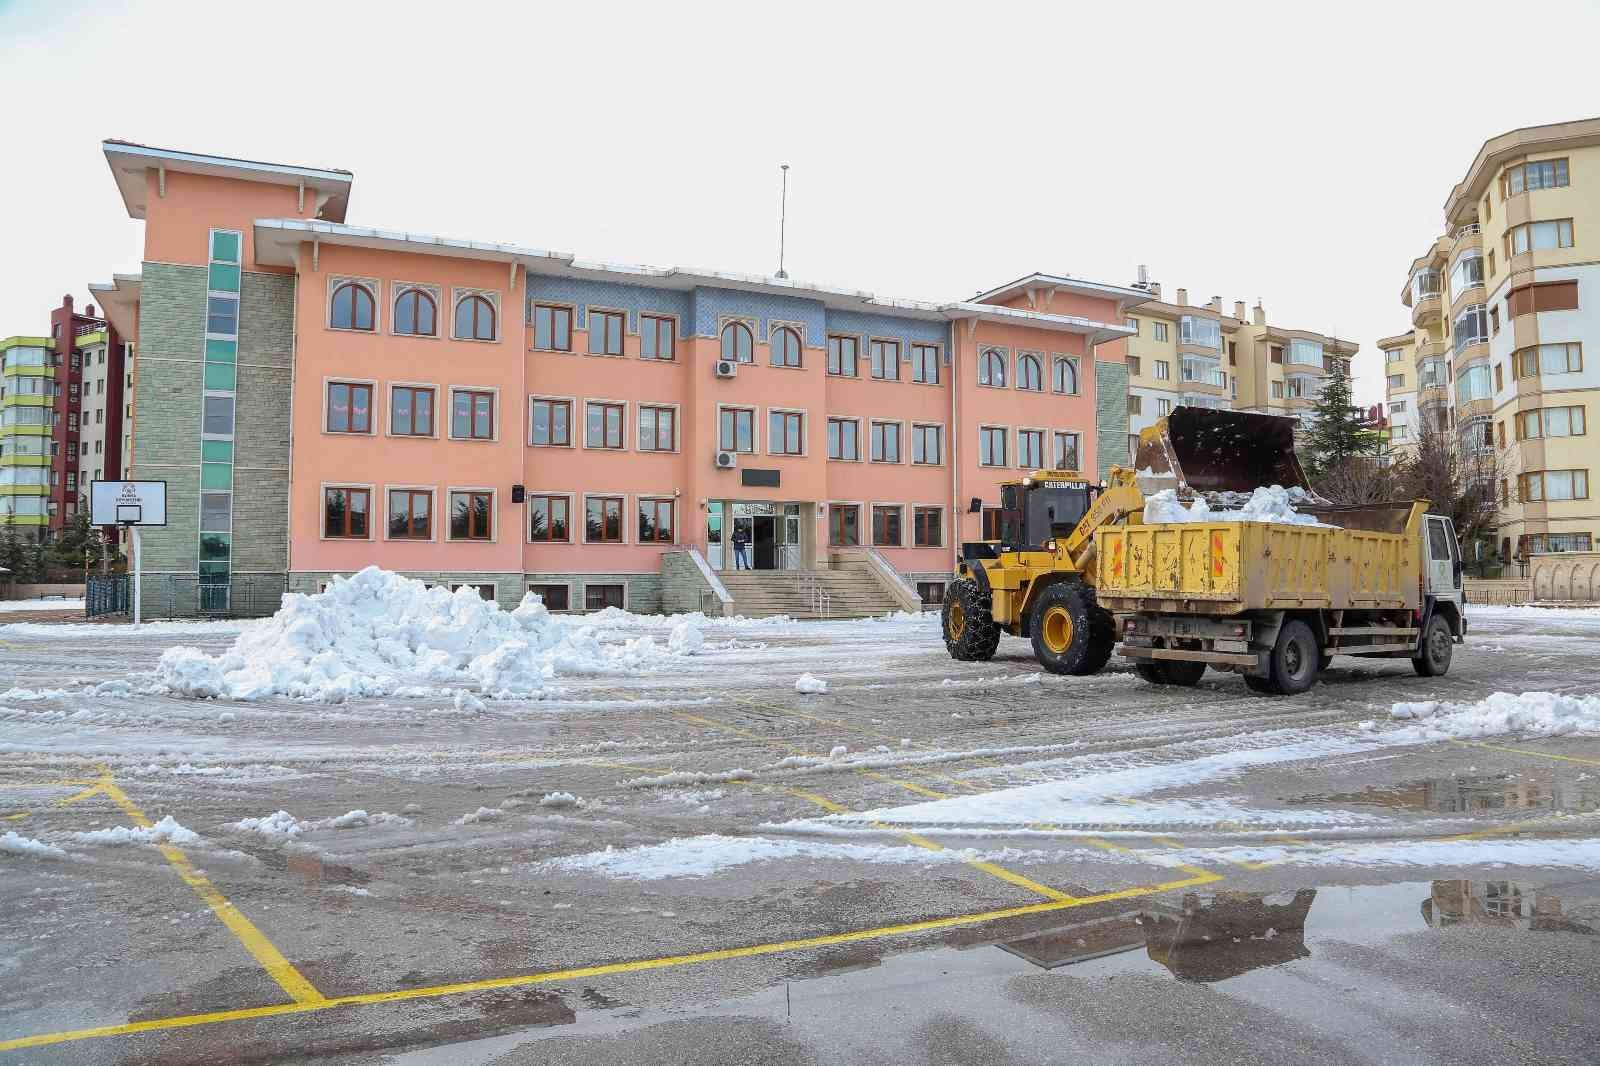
[753,515,777,569]
[706,504,724,569]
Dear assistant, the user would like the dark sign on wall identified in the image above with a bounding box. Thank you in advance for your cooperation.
[741,469,780,488]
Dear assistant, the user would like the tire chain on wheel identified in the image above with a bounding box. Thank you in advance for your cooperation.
[944,577,1000,661]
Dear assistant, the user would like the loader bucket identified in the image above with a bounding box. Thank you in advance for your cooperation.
[1133,407,1311,495]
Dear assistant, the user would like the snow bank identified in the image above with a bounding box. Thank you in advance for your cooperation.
[538,791,580,809]
[1143,485,1327,526]
[151,567,711,703]
[1390,691,1600,740]
[0,831,65,859]
[233,808,410,838]
[0,598,85,613]
[70,815,199,846]
[0,687,73,702]
[455,806,502,825]
[794,673,828,695]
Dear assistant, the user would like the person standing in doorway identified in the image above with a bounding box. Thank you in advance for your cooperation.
[732,524,751,570]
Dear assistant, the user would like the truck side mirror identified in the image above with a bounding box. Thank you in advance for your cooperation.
[968,497,983,514]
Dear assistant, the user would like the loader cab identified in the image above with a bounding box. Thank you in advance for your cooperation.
[997,473,1097,551]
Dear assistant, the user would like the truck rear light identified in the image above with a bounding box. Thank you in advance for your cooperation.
[1232,623,1246,636]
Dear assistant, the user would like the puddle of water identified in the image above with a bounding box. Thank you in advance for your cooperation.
[1295,771,1600,815]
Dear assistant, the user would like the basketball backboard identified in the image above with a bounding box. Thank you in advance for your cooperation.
[90,480,167,526]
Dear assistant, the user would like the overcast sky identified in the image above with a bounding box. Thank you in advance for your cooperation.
[5,0,1599,406]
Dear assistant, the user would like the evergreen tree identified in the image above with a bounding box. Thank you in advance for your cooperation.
[0,519,24,582]
[24,540,48,583]
[49,509,98,571]
[1301,358,1378,480]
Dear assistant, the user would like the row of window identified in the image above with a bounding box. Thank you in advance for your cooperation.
[976,426,1083,470]
[976,349,1080,394]
[824,503,945,549]
[329,280,501,342]
[1511,469,1590,503]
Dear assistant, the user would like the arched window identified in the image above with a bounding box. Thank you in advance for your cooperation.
[721,321,753,363]
[454,294,496,341]
[979,348,1007,387]
[393,288,437,336]
[1018,354,1043,391]
[1052,357,1079,395]
[331,282,375,331]
[770,326,802,367]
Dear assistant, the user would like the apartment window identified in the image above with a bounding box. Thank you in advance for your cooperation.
[638,498,675,544]
[585,584,625,611]
[1504,158,1569,196]
[585,401,625,449]
[1490,306,1501,335]
[870,421,901,463]
[1269,345,1283,365]
[982,507,1002,540]
[1157,398,1172,416]
[1154,360,1170,380]
[638,405,676,451]
[872,505,903,547]
[70,353,82,371]
[911,343,940,384]
[1018,429,1044,468]
[534,304,573,351]
[1393,425,1409,441]
[323,487,370,538]
[387,489,432,539]
[528,584,570,611]
[1387,374,1404,389]
[207,296,238,336]
[979,426,1008,467]
[720,406,755,452]
[912,423,943,465]
[69,383,79,402]
[330,282,375,331]
[587,309,625,356]
[65,472,76,492]
[827,335,858,376]
[1517,406,1586,440]
[449,491,494,539]
[1495,364,1504,392]
[528,495,571,542]
[755,409,800,455]
[829,504,860,546]
[391,386,435,437]
[1017,354,1043,391]
[870,339,901,380]
[451,389,495,439]
[1228,341,1236,365]
[1507,219,1574,256]
[454,294,497,341]
[1153,322,1169,342]
[1517,343,1583,377]
[640,314,676,361]
[203,395,235,436]
[1129,434,1139,461]
[721,321,754,364]
[1053,431,1080,470]
[1127,318,1140,335]
[1385,349,1403,364]
[530,398,572,446]
[913,506,942,548]
[1128,395,1142,415]
[1521,533,1593,555]
[326,381,373,433]
[1520,470,1589,502]
[979,348,1007,387]
[393,287,437,336]
[770,326,801,368]
[1127,356,1141,376]
[1052,357,1079,395]
[827,417,860,460]
[1508,281,1580,317]
[1456,362,1491,404]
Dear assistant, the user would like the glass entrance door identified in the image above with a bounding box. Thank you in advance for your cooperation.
[706,503,724,569]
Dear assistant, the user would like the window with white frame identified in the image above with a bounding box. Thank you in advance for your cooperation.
[1052,357,1079,395]
[827,417,860,460]
[719,406,755,452]
[768,409,804,454]
[638,404,676,451]
[979,348,1007,387]
[1017,353,1043,391]
[1053,431,1080,470]
[912,423,943,464]
[870,421,901,463]
[1018,429,1044,468]
[979,426,1008,467]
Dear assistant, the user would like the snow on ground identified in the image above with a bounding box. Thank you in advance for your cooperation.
[231,808,413,839]
[794,673,828,694]
[1156,836,1600,873]
[69,815,198,846]
[1388,691,1600,740]
[0,831,66,859]
[1143,485,1327,526]
[0,598,84,613]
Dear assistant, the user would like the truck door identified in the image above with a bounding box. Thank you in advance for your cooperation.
[1424,516,1460,597]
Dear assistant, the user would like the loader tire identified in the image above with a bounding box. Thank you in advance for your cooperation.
[1078,599,1117,677]
[944,579,999,662]
[1029,582,1100,675]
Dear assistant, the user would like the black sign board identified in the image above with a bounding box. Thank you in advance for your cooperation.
[741,468,780,488]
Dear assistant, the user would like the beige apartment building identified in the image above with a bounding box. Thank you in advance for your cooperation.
[1115,273,1356,458]
[1385,117,1600,564]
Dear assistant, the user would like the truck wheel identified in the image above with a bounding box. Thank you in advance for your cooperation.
[1160,659,1206,686]
[1411,614,1453,677]
[1268,619,1319,695]
[1135,661,1169,685]
[1243,674,1281,695]
[943,579,999,662]
[1029,583,1096,675]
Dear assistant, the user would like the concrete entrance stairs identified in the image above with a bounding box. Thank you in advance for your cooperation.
[719,568,903,619]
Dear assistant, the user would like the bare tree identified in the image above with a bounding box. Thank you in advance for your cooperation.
[1315,456,1401,506]
[1394,422,1509,569]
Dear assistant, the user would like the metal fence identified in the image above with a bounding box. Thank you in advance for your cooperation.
[139,575,289,619]
[86,575,132,618]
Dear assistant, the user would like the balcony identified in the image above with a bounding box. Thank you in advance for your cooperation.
[1418,383,1450,407]
[1450,223,1482,259]
[1411,291,1442,327]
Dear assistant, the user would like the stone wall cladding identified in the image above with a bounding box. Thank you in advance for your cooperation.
[659,552,728,616]
[238,272,297,367]
[524,572,663,614]
[133,262,207,573]
[1094,358,1131,481]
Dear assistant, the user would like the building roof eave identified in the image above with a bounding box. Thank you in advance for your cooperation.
[104,140,353,223]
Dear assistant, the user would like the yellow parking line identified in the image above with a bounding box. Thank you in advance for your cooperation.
[0,867,1219,1054]
[1452,739,1600,768]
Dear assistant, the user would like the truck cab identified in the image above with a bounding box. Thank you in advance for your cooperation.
[1421,511,1468,650]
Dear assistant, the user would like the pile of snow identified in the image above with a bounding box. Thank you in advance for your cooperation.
[1143,486,1327,526]
[0,831,65,859]
[70,815,198,846]
[455,806,503,825]
[1390,691,1600,740]
[151,567,711,703]
[538,791,581,809]
[233,808,410,838]
[794,673,828,695]
[0,687,73,702]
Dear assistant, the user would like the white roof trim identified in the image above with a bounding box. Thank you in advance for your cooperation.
[103,141,352,222]
[971,272,1158,306]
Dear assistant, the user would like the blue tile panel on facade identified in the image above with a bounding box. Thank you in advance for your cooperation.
[1093,358,1130,481]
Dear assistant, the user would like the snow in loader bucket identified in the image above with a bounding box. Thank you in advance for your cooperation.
[1133,407,1311,496]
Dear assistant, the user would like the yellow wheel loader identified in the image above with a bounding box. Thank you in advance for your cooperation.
[942,408,1309,676]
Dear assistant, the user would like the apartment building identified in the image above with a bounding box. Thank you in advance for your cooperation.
[89,142,1151,614]
[1114,275,1356,458]
[1378,331,1418,459]
[1387,117,1600,560]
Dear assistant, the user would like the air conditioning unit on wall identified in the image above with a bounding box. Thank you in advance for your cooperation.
[714,360,738,378]
[714,450,737,470]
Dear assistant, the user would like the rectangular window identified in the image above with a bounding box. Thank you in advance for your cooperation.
[324,487,370,538]
[638,498,675,543]
[1508,281,1580,317]
[200,492,231,532]
[529,583,570,611]
[1127,318,1140,335]
[206,296,238,336]
[827,335,858,377]
[1157,398,1173,416]
[1154,360,1170,380]
[390,385,435,437]
[1518,406,1586,440]
[1517,343,1584,377]
[1495,364,1504,391]
[387,489,432,539]
[911,343,940,384]
[1271,381,1285,399]
[1018,429,1044,469]
[585,401,625,449]
[1127,356,1141,376]
[872,505,903,547]
[203,395,235,436]
[530,398,572,446]
[1507,219,1574,255]
[870,421,901,463]
[585,496,624,542]
[982,507,1002,540]
[719,407,755,452]
[448,491,493,540]
[326,381,373,433]
[637,405,676,451]
[912,423,943,465]
[829,504,860,546]
[979,426,1007,467]
[533,305,573,351]
[1152,322,1169,342]
[870,339,900,380]
[1504,158,1569,196]
[585,584,625,611]
[450,389,495,439]
[1052,431,1080,470]
[69,383,79,402]
[1128,393,1143,416]
[1521,470,1590,502]
[210,229,241,265]
[65,472,76,491]
[916,581,946,606]
[528,494,571,542]
[827,418,860,460]
[641,315,675,360]
[587,309,624,356]
[913,506,942,548]
[769,410,804,455]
